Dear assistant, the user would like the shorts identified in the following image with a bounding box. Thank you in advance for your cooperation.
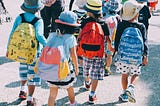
[115,62,141,76]
[19,53,41,86]
[47,70,77,89]
[19,61,41,86]
[83,57,105,80]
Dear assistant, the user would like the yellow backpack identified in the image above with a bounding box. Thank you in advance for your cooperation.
[7,13,39,64]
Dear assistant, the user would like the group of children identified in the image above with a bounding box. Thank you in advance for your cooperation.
[0,0,12,24]
[6,0,150,106]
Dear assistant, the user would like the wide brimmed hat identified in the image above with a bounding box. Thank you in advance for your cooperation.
[75,0,87,8]
[55,11,81,27]
[21,0,44,14]
[84,0,102,14]
[103,0,122,14]
[121,1,142,21]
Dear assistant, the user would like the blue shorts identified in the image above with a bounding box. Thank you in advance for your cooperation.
[19,54,41,86]
[83,57,105,80]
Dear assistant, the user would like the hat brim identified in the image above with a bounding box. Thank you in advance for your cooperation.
[21,3,44,13]
[84,5,102,14]
[55,19,81,27]
[121,13,138,21]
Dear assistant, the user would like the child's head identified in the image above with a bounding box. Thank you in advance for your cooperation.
[75,0,87,9]
[103,0,122,16]
[21,0,44,14]
[121,0,142,21]
[55,11,80,34]
[83,0,103,19]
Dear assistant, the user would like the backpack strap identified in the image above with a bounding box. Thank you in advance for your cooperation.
[20,13,39,25]
[31,17,39,25]
[20,13,25,23]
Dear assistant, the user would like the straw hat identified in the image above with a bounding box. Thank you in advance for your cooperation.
[121,0,142,21]
[55,11,81,27]
[84,0,102,14]
[21,0,44,14]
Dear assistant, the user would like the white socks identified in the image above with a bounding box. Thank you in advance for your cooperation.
[20,86,26,92]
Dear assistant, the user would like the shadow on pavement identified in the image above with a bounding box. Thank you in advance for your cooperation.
[5,80,20,88]
[140,44,160,106]
[8,98,25,105]
[0,56,14,65]
[0,102,8,106]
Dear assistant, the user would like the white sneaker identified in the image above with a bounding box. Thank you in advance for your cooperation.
[125,85,136,103]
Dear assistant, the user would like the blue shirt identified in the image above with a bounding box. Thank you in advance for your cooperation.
[7,12,47,53]
[47,32,77,60]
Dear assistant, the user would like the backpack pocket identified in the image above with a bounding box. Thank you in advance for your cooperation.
[82,44,100,51]
[37,61,59,81]
[59,60,70,80]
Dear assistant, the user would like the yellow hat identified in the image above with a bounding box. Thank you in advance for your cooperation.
[84,0,102,14]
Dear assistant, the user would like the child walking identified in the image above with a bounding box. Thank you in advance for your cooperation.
[137,0,151,34]
[114,1,148,103]
[47,11,79,106]
[78,0,110,103]
[6,0,47,105]
[103,0,122,76]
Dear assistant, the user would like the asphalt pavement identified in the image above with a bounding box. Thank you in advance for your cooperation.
[0,0,160,106]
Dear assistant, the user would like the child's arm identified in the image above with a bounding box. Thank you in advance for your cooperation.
[70,46,79,76]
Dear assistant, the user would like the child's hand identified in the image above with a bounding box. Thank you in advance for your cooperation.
[142,56,148,65]
[6,51,8,57]
[75,68,79,76]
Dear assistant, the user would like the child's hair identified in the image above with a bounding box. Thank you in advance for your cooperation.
[90,13,103,22]
[56,23,78,34]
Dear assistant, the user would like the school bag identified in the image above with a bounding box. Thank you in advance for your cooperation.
[105,16,120,43]
[116,27,144,65]
[77,22,104,59]
[7,13,39,64]
[35,34,70,81]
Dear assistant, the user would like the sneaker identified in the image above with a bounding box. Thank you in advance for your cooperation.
[89,95,97,104]
[119,93,129,102]
[84,81,91,90]
[70,101,78,106]
[19,91,27,100]
[104,69,112,76]
[27,98,37,106]
[125,87,136,103]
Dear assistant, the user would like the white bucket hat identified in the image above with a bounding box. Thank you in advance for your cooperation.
[75,0,87,8]
[121,0,142,21]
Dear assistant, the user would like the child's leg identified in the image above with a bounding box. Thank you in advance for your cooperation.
[130,74,139,86]
[48,86,58,106]
[67,86,75,104]
[121,74,129,91]
[27,85,35,97]
[106,54,112,68]
[91,79,98,92]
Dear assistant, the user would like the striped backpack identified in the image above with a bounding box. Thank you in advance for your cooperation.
[116,27,144,65]
[35,34,70,81]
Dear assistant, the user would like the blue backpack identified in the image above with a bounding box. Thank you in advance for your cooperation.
[117,27,144,65]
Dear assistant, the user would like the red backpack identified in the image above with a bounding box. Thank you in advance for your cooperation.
[77,22,104,59]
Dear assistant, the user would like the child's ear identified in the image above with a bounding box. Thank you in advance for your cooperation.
[56,29,62,35]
